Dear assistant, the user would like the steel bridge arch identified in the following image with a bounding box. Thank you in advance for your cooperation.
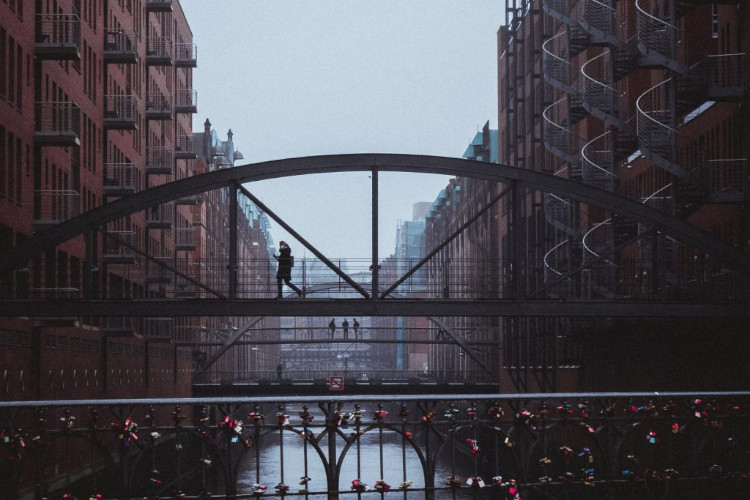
[4,153,748,271]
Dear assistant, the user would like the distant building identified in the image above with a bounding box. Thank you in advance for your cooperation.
[424,122,500,384]
[190,119,279,382]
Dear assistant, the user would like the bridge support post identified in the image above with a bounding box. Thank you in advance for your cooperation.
[229,181,238,299]
[371,168,379,300]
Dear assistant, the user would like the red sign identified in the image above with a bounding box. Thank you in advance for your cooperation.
[329,376,345,391]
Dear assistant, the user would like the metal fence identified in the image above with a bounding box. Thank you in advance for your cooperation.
[1,392,748,499]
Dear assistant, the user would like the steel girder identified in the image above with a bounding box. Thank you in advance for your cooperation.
[3,153,748,273]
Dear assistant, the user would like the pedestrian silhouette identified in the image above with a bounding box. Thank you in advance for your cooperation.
[276,362,283,380]
[274,241,302,298]
[353,318,360,339]
[329,318,336,338]
[342,319,349,339]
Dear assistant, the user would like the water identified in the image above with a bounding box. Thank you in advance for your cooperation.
[236,405,478,499]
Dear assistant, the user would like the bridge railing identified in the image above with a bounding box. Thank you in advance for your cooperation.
[1,392,748,499]
[2,256,750,303]
[195,369,495,385]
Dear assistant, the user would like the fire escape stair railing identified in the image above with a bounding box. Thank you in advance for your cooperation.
[636,184,679,282]
[636,79,703,184]
[542,98,583,167]
[542,32,578,96]
[543,167,581,239]
[580,50,627,129]
[543,236,586,295]
[635,0,690,74]
[543,0,576,28]
[580,129,621,193]
[582,220,619,299]
[580,0,625,48]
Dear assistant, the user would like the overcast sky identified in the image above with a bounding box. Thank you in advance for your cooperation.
[180,1,503,259]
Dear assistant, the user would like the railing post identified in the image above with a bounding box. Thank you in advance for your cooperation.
[326,402,340,500]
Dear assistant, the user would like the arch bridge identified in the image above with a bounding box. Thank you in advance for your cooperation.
[1,154,749,391]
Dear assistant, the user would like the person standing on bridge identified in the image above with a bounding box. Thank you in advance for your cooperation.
[353,318,360,339]
[329,318,336,338]
[274,241,302,298]
[342,319,349,339]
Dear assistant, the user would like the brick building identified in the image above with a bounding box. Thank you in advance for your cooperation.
[494,0,749,391]
[0,1,278,403]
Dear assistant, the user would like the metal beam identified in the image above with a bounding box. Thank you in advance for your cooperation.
[426,317,492,375]
[198,316,264,373]
[4,154,748,274]
[380,186,510,299]
[1,299,746,318]
[238,186,369,298]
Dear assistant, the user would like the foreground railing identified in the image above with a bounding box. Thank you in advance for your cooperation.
[1,392,748,499]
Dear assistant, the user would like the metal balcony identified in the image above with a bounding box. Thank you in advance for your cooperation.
[146,37,173,66]
[103,29,138,64]
[175,135,197,159]
[145,92,173,120]
[705,159,748,203]
[176,227,197,251]
[103,95,139,130]
[146,147,174,175]
[704,53,747,99]
[35,102,81,146]
[175,42,197,67]
[174,89,198,114]
[35,14,81,60]
[103,163,139,196]
[102,316,139,335]
[145,0,173,12]
[103,230,138,263]
[146,203,174,229]
[34,190,80,227]
[143,317,175,341]
[146,256,174,284]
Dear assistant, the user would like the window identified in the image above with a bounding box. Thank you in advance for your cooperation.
[711,4,718,39]
[0,28,6,98]
[0,126,5,198]
[15,44,21,110]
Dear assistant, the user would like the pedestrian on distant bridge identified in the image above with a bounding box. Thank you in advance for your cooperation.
[329,318,336,338]
[342,319,349,339]
[274,241,302,298]
[353,318,360,339]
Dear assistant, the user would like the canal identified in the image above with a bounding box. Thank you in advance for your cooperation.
[236,403,481,498]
